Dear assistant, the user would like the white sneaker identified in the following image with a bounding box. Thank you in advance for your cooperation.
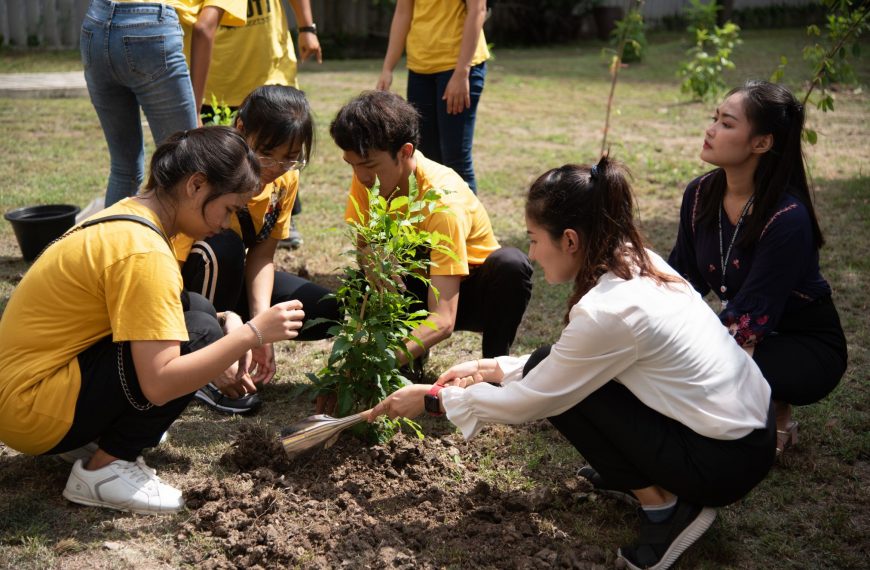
[62,457,184,514]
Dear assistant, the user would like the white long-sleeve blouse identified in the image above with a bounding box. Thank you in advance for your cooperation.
[440,250,771,441]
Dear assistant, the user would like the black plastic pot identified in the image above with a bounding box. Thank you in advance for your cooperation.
[4,204,80,262]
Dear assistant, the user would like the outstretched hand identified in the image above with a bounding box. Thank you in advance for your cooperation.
[436,359,484,387]
[368,384,430,421]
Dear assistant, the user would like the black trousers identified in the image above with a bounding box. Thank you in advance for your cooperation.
[524,346,776,508]
[753,295,847,406]
[406,247,533,357]
[45,292,222,461]
[180,230,339,340]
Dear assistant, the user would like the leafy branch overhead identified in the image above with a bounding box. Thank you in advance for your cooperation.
[771,0,869,144]
[304,175,456,442]
[678,0,742,102]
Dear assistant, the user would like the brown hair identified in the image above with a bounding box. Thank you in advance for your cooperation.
[143,126,260,214]
[525,156,680,320]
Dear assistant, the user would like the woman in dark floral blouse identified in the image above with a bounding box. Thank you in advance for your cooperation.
[668,80,847,456]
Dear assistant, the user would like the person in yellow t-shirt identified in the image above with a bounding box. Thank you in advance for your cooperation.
[201,0,322,250]
[81,0,247,207]
[176,86,340,415]
[330,91,532,371]
[0,127,305,515]
[202,0,321,109]
[377,0,489,193]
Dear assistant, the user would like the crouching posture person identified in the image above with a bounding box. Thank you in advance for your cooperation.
[329,90,533,365]
[0,127,305,514]
[370,157,776,570]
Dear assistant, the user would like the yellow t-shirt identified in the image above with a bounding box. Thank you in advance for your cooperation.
[0,199,188,455]
[406,0,490,75]
[172,0,248,79]
[344,152,499,276]
[205,0,298,107]
[175,170,299,262]
[116,0,246,28]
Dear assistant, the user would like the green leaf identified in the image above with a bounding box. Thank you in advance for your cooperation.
[804,129,818,145]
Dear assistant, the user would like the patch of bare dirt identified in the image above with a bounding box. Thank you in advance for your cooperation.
[180,424,610,569]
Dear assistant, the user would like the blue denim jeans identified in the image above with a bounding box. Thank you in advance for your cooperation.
[406,62,486,193]
[80,0,198,206]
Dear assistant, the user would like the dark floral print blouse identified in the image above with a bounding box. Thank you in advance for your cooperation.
[668,172,831,347]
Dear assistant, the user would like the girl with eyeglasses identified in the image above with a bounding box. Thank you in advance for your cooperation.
[176,85,340,415]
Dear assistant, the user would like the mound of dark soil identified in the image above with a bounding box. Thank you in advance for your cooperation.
[180,424,612,569]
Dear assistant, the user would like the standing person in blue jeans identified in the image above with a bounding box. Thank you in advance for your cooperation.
[80,0,246,206]
[377,0,489,193]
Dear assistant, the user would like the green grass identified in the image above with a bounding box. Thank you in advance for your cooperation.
[1,27,868,568]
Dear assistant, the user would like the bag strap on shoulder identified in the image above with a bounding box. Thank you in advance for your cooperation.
[34,214,171,262]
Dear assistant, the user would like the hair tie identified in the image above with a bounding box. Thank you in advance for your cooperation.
[590,164,599,180]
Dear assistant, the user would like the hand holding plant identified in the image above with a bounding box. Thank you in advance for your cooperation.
[305,175,456,441]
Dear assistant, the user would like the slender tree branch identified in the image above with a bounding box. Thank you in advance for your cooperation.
[601,0,645,156]
[802,3,870,107]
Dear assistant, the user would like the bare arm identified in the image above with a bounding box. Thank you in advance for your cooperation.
[189,5,224,116]
[244,238,281,383]
[377,0,414,91]
[400,274,461,363]
[443,0,487,114]
[130,300,305,405]
[288,0,322,63]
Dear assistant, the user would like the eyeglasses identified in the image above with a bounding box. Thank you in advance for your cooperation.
[256,148,307,172]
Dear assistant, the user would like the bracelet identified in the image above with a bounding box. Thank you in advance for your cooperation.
[299,24,317,35]
[246,321,263,347]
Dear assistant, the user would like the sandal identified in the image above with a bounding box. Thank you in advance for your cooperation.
[776,421,798,457]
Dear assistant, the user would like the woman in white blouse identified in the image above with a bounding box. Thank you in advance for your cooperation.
[369,157,776,570]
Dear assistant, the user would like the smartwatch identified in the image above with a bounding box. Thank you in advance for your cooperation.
[298,24,317,35]
[424,384,444,417]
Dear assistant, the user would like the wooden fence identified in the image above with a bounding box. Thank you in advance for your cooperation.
[0,0,819,49]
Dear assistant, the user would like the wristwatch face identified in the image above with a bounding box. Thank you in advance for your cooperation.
[424,394,441,414]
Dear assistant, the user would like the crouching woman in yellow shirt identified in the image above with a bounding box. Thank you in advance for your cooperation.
[0,127,305,515]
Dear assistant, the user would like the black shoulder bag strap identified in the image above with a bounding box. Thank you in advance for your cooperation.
[35,214,171,262]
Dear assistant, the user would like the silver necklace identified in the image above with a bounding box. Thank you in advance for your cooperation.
[718,194,755,308]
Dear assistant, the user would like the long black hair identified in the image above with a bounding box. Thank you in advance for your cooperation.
[235,84,314,165]
[697,80,824,248]
[143,126,260,213]
[526,155,680,321]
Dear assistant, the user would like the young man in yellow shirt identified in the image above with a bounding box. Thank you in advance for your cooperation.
[329,91,532,367]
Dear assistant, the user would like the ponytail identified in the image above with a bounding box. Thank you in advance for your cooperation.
[526,155,680,321]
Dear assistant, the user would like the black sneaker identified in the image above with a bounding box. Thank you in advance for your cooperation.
[617,499,717,570]
[577,465,639,506]
[194,383,262,415]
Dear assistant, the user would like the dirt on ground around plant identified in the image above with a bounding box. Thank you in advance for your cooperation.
[179,423,619,569]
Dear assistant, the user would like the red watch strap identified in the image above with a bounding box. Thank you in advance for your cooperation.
[428,384,444,397]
